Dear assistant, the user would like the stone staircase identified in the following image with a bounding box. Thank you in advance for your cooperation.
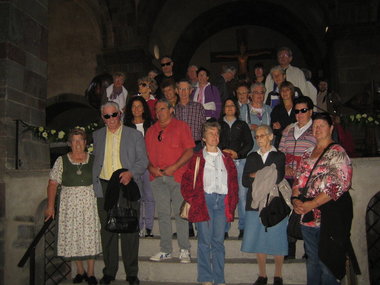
[62,216,307,285]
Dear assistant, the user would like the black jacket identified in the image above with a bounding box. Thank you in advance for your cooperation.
[218,119,254,159]
[270,103,296,148]
[242,151,285,211]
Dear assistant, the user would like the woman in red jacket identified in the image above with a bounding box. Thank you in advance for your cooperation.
[181,121,238,285]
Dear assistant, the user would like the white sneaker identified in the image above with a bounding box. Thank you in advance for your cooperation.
[179,249,191,264]
[139,229,145,237]
[150,251,172,262]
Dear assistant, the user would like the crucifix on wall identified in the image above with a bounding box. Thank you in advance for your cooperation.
[210,28,274,76]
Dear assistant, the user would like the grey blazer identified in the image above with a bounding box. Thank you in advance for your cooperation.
[92,125,148,198]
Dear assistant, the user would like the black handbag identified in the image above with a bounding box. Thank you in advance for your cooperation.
[105,205,139,233]
[287,143,336,240]
[260,189,291,230]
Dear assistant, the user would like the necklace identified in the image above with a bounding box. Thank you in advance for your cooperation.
[76,163,83,175]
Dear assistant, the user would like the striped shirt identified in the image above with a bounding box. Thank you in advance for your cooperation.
[279,122,316,175]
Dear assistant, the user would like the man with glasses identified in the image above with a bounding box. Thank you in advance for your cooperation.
[265,47,308,99]
[155,56,179,99]
[278,96,316,260]
[92,101,148,285]
[145,98,194,263]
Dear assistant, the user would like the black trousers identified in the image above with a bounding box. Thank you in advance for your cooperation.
[97,180,140,278]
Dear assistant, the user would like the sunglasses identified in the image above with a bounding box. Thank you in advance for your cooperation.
[139,82,148,87]
[294,108,310,114]
[161,62,172,67]
[157,130,163,142]
[103,112,118,119]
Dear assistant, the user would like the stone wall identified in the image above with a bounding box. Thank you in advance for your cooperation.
[0,1,49,284]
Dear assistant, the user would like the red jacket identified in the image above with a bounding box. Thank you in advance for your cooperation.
[181,151,238,223]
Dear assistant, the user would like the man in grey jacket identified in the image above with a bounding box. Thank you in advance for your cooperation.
[93,101,148,285]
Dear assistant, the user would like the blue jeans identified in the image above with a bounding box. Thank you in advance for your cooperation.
[301,225,340,285]
[196,193,227,284]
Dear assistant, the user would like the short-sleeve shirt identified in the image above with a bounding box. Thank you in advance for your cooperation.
[145,118,195,182]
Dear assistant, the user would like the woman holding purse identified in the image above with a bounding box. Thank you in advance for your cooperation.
[181,121,238,285]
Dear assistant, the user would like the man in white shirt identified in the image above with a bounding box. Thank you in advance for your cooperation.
[265,47,308,99]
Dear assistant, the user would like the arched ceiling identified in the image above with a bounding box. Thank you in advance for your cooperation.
[170,1,327,75]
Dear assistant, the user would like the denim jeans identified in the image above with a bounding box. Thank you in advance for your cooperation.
[301,225,340,285]
[196,193,227,284]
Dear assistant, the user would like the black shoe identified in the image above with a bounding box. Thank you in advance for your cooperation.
[172,232,177,238]
[253,276,268,285]
[127,276,140,285]
[284,255,295,260]
[73,272,88,283]
[87,276,98,285]
[273,277,283,285]
[238,229,244,240]
[99,275,114,284]
[145,228,154,237]
[224,232,229,240]
[189,228,195,237]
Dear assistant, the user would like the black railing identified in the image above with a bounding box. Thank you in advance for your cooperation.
[18,217,71,285]
[18,218,53,285]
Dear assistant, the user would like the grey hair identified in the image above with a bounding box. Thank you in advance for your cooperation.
[301,68,312,81]
[187,64,198,70]
[250,82,266,93]
[202,121,221,138]
[155,98,173,109]
[270,65,285,76]
[176,79,192,88]
[277,46,293,57]
[222,65,237,74]
[101,101,120,113]
[256,124,273,136]
[112,72,126,80]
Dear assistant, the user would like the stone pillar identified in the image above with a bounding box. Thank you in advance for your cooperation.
[0,1,49,284]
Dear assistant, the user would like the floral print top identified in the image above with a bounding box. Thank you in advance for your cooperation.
[294,144,352,227]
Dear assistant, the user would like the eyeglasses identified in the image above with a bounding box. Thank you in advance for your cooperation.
[178,87,191,91]
[161,62,172,67]
[103,112,118,119]
[294,108,310,114]
[255,134,268,139]
[252,91,265,95]
[157,130,163,142]
[139,82,148,87]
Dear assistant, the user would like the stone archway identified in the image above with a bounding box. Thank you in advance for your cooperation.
[171,1,326,77]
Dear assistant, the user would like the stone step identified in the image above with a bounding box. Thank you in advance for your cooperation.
[61,280,301,285]
[87,257,306,284]
[139,236,305,259]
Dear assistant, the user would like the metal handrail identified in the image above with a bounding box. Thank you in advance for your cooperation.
[17,218,53,285]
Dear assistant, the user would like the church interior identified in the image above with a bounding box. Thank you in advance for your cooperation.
[1,0,380,284]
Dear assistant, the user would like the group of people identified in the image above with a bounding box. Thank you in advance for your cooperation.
[44,46,354,285]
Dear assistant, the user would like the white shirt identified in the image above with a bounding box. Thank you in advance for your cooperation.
[294,119,312,140]
[257,146,277,164]
[135,123,144,136]
[203,148,228,194]
[106,84,128,111]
